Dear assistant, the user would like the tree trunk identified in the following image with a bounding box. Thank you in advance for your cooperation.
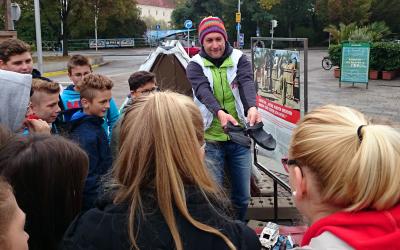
[62,18,68,56]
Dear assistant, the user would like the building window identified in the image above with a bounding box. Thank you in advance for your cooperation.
[148,9,150,15]
[156,10,158,15]
[163,11,165,16]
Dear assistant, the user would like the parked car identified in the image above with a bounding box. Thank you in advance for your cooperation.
[180,40,201,57]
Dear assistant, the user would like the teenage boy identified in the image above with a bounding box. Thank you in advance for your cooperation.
[28,79,61,132]
[111,71,158,159]
[61,54,119,139]
[0,38,50,81]
[69,73,113,210]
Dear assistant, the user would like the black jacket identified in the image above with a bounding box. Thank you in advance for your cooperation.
[69,112,113,211]
[60,188,261,250]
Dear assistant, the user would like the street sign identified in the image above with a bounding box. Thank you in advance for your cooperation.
[340,42,370,85]
[236,12,241,23]
[155,24,161,30]
[236,23,241,31]
[184,20,193,29]
[239,33,244,47]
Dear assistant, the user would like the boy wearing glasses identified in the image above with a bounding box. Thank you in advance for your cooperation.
[111,71,158,159]
[69,73,113,210]
[60,55,119,139]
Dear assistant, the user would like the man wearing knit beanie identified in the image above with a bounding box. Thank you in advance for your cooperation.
[186,16,262,221]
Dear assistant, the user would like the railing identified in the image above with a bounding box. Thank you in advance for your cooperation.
[28,38,151,52]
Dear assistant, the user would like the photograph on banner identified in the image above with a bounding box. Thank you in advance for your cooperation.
[253,48,301,174]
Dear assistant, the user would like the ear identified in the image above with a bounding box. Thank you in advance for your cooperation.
[26,102,34,116]
[80,98,90,109]
[292,166,307,200]
[0,60,6,69]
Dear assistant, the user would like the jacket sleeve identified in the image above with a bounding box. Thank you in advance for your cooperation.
[106,98,120,136]
[236,54,257,115]
[186,61,221,116]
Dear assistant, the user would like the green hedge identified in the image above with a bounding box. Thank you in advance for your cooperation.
[328,42,400,71]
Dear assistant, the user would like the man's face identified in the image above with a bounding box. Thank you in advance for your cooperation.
[131,81,157,98]
[68,65,92,85]
[30,92,61,123]
[203,32,226,59]
[0,52,33,74]
[82,89,111,118]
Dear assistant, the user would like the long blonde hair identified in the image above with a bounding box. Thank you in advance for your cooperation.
[289,104,400,211]
[113,92,235,250]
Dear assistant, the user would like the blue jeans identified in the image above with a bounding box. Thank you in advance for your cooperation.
[205,140,251,220]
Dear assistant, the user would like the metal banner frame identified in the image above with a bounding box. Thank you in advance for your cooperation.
[251,37,308,221]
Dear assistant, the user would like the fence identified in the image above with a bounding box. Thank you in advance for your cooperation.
[28,38,151,52]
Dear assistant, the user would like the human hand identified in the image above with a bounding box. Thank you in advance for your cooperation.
[24,118,51,134]
[247,107,261,126]
[217,110,239,128]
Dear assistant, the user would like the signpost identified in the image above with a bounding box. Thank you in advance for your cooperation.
[155,24,160,46]
[184,19,192,55]
[340,42,370,89]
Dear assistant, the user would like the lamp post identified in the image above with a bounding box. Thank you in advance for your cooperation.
[270,19,278,49]
[34,0,43,73]
[94,3,99,51]
[236,0,241,48]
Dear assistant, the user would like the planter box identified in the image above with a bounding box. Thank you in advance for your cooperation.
[369,70,379,80]
[334,68,340,78]
[382,70,396,80]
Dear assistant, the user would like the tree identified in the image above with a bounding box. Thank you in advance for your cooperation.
[316,0,372,26]
[370,0,400,35]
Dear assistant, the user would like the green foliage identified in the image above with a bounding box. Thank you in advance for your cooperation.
[324,22,391,44]
[316,0,372,26]
[370,0,400,35]
[329,42,400,71]
[328,44,342,66]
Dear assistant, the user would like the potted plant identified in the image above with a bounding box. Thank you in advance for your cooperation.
[380,42,400,80]
[328,45,341,78]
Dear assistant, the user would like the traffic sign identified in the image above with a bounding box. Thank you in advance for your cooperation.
[236,12,241,23]
[155,24,160,30]
[184,20,193,29]
[239,33,244,46]
[236,23,241,31]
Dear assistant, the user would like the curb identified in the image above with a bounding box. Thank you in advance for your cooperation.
[43,61,110,78]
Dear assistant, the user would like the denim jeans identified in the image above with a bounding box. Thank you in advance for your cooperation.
[205,140,251,221]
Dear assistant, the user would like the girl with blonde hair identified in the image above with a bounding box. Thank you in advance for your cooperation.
[284,105,400,249]
[61,92,260,250]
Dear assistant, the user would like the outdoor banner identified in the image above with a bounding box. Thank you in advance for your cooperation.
[89,38,135,48]
[253,48,301,174]
[340,42,370,84]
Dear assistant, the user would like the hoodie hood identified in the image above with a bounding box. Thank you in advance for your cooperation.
[60,84,81,110]
[302,204,400,250]
[0,70,32,132]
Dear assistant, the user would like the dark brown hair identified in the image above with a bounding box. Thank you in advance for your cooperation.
[67,54,92,74]
[0,177,15,249]
[128,71,155,91]
[0,39,31,63]
[0,134,89,250]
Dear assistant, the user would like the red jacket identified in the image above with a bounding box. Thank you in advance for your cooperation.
[302,204,400,249]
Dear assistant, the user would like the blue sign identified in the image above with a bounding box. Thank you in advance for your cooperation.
[184,20,193,29]
[155,24,161,30]
[236,23,241,31]
[239,33,244,46]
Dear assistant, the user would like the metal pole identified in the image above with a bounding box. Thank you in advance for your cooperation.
[236,0,240,48]
[60,1,64,55]
[271,28,274,49]
[187,29,190,55]
[34,0,43,74]
[303,38,308,113]
[94,6,98,51]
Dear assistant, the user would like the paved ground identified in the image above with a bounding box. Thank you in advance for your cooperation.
[47,47,400,127]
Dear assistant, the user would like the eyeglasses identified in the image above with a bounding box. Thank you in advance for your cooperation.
[281,157,298,173]
[137,86,159,96]
[200,142,206,150]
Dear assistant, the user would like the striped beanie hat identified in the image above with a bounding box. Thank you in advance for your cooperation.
[198,16,228,45]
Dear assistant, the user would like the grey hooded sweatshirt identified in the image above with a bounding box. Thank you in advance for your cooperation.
[0,69,32,132]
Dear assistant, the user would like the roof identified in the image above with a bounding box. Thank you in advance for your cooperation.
[136,0,176,9]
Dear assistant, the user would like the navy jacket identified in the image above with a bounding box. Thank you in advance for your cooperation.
[60,187,261,250]
[69,111,112,210]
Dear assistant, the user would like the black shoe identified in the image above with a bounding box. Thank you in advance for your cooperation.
[246,122,276,151]
[223,121,251,148]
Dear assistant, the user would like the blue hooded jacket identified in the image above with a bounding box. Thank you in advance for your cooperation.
[69,111,113,210]
[60,84,120,139]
